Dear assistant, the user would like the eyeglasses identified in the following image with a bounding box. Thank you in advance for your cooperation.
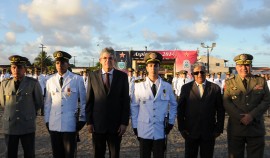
[192,71,205,75]
[101,57,113,60]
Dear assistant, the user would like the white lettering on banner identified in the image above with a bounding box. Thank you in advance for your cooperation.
[134,52,146,58]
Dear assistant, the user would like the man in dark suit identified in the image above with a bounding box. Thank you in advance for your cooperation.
[177,62,225,158]
[86,47,130,158]
[0,55,43,158]
[224,54,270,158]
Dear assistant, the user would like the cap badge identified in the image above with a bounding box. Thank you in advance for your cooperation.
[56,52,63,58]
[149,53,157,59]
[12,56,20,62]
[240,54,247,61]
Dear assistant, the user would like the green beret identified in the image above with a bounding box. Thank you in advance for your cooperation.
[53,51,72,61]
[144,52,163,64]
[179,70,188,74]
[234,54,253,65]
[9,55,28,66]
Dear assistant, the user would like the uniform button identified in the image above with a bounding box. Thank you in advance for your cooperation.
[16,110,19,112]
[61,105,63,107]
[153,109,156,111]
[153,115,156,117]
[17,117,20,120]
[246,96,248,98]
[61,112,63,114]
[246,103,249,106]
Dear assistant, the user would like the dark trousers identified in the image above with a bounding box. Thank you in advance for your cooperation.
[92,133,122,158]
[228,135,265,158]
[49,131,76,158]
[5,133,35,158]
[139,138,165,158]
[184,136,215,158]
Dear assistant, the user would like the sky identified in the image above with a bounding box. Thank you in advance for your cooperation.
[1,0,270,67]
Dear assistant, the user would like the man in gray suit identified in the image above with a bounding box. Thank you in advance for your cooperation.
[0,55,43,158]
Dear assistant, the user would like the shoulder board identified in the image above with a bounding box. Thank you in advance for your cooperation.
[1,78,12,82]
[226,74,235,80]
[135,79,145,83]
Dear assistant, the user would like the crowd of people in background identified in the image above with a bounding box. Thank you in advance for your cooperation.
[0,49,270,158]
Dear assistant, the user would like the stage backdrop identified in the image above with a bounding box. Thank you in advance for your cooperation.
[115,50,198,73]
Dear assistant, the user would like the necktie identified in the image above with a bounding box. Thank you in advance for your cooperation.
[151,84,157,97]
[14,80,20,91]
[104,73,110,93]
[183,79,185,84]
[198,84,204,98]
[242,78,247,89]
[60,77,63,88]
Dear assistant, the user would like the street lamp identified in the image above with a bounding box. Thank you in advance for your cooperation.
[201,42,216,73]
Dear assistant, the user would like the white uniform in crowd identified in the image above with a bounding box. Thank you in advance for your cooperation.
[131,76,177,140]
[175,77,192,97]
[172,75,179,95]
[82,73,88,92]
[128,75,135,96]
[44,70,86,132]
[33,74,47,96]
[0,72,10,82]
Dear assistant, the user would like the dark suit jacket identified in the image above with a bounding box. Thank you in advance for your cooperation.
[177,80,225,139]
[0,76,43,135]
[86,69,130,134]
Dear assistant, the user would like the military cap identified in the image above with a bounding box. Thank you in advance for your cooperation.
[217,72,221,75]
[234,54,253,65]
[8,55,28,66]
[179,70,188,74]
[128,68,134,72]
[226,72,231,75]
[34,67,41,72]
[144,52,163,64]
[53,51,72,61]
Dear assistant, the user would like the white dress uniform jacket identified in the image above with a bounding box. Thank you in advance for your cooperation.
[82,75,88,92]
[214,78,223,94]
[128,76,135,96]
[33,74,46,95]
[44,70,86,132]
[175,77,192,96]
[131,77,178,140]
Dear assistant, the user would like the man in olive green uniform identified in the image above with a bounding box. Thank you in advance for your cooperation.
[0,55,43,158]
[223,54,270,158]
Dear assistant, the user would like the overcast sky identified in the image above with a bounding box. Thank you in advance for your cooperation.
[1,0,270,67]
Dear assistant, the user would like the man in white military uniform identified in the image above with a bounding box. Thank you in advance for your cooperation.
[175,70,192,102]
[131,52,177,158]
[44,51,86,158]
[214,72,223,94]
[128,68,135,96]
[0,68,11,82]
[82,70,88,91]
[33,68,47,115]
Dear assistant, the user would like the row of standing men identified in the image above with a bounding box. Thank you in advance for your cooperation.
[0,49,270,158]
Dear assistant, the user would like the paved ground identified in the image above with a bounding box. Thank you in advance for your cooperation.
[0,107,270,158]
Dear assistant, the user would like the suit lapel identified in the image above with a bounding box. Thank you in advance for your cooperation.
[16,77,27,94]
[190,82,201,99]
[96,70,107,95]
[62,73,72,88]
[235,75,247,93]
[247,77,257,94]
[154,79,163,101]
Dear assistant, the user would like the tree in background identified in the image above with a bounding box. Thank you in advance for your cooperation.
[33,51,54,72]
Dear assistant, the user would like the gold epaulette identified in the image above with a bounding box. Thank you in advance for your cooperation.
[135,79,145,83]
[226,74,235,80]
